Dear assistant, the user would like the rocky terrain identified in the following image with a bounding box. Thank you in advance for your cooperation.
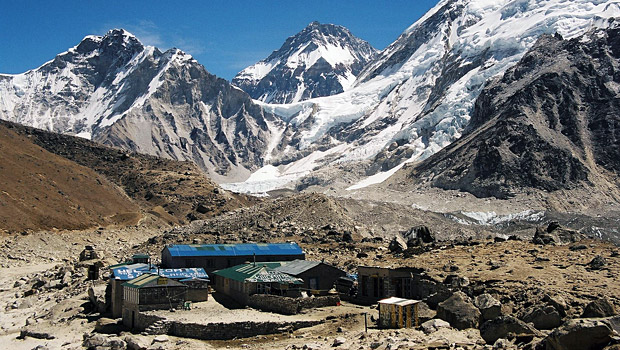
[0,119,255,233]
[233,21,377,104]
[0,122,139,233]
[0,213,618,349]
[397,24,620,201]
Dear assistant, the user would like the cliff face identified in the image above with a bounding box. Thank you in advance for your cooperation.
[402,23,620,199]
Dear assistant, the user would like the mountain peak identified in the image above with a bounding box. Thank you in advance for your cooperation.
[232,22,377,104]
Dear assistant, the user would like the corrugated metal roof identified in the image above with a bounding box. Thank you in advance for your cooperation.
[164,243,304,257]
[122,273,187,289]
[212,263,302,284]
[110,264,208,281]
[378,297,420,306]
[272,260,321,275]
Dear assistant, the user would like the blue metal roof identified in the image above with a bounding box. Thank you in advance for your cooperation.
[110,264,209,281]
[164,243,304,258]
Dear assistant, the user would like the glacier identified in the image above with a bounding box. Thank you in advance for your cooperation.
[225,0,620,194]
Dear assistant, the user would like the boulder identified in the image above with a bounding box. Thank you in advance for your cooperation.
[544,316,620,350]
[94,318,123,334]
[18,328,55,340]
[444,274,470,288]
[480,316,539,345]
[436,291,481,330]
[475,293,502,321]
[332,337,346,346]
[421,319,452,334]
[588,256,608,270]
[544,294,568,317]
[582,297,617,318]
[388,236,407,253]
[403,226,435,246]
[533,223,584,245]
[522,305,562,330]
[417,301,437,324]
[88,285,108,313]
[153,335,169,343]
[125,334,150,350]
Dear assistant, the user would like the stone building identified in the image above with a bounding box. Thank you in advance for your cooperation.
[211,262,303,305]
[273,260,346,293]
[357,266,424,304]
[108,263,208,318]
[161,243,305,272]
[122,274,188,329]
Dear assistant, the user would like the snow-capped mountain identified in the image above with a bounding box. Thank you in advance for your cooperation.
[0,29,280,181]
[397,22,620,199]
[232,21,377,104]
[226,0,620,193]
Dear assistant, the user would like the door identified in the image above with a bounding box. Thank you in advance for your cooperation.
[309,277,318,290]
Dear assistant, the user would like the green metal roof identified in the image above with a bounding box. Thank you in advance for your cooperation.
[212,263,302,284]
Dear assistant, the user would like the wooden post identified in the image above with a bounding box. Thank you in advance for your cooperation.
[364,312,368,333]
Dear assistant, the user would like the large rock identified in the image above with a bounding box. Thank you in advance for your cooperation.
[544,316,620,350]
[588,256,608,270]
[124,334,150,350]
[94,318,124,334]
[421,319,452,334]
[544,294,568,318]
[436,291,481,330]
[475,294,502,321]
[417,301,437,324]
[444,274,470,288]
[83,333,126,350]
[403,226,435,246]
[388,236,407,253]
[532,224,584,245]
[582,297,617,318]
[480,316,539,345]
[522,305,562,330]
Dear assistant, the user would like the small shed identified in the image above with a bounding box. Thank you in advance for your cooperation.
[131,253,150,264]
[378,297,420,328]
[273,260,346,293]
[179,277,210,302]
[122,274,188,312]
[212,263,302,304]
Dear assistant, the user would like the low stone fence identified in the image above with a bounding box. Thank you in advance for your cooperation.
[170,320,322,340]
[248,294,340,315]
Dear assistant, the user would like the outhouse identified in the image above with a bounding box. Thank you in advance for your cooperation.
[378,297,420,328]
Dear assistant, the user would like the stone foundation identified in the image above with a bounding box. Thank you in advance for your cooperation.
[128,310,323,340]
[247,294,340,315]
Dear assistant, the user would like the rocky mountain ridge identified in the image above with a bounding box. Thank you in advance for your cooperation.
[232,21,377,104]
[242,0,620,194]
[0,29,280,182]
[0,119,254,233]
[395,23,620,199]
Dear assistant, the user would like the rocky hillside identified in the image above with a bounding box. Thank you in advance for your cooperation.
[233,21,377,104]
[0,29,280,181]
[0,122,139,233]
[0,120,255,230]
[396,23,620,199]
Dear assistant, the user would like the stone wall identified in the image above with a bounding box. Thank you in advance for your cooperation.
[247,294,340,315]
[170,320,322,340]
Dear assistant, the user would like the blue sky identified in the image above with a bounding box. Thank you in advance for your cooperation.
[0,1,438,80]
